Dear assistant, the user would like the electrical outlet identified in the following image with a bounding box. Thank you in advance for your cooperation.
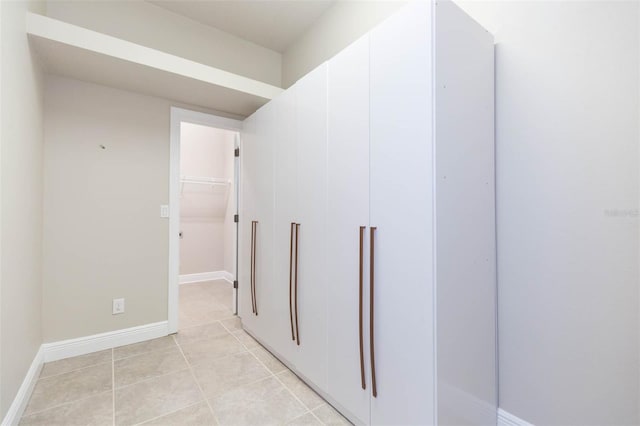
[112,298,125,315]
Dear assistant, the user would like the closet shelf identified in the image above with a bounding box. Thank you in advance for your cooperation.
[26,12,284,117]
[180,176,231,195]
[180,176,231,186]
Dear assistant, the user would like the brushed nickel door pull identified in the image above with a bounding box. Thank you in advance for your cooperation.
[250,221,255,314]
[252,221,259,316]
[370,226,377,397]
[294,223,301,346]
[359,226,366,390]
[289,222,295,340]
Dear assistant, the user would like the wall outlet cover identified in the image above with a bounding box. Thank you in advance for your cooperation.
[112,298,125,315]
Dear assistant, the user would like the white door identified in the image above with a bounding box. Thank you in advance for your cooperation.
[293,64,329,389]
[369,2,436,424]
[326,36,372,424]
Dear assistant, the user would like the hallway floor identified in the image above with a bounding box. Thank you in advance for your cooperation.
[20,280,350,425]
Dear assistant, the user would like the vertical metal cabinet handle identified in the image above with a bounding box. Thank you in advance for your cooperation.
[359,226,366,390]
[253,221,259,316]
[294,223,301,346]
[289,222,295,340]
[370,226,377,397]
[250,221,255,314]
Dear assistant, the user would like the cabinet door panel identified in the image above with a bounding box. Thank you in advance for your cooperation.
[294,64,329,389]
[326,36,371,424]
[370,2,435,425]
[272,87,299,361]
[239,114,257,326]
[240,102,276,342]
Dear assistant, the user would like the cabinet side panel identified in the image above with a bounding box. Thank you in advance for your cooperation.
[369,2,435,424]
[434,1,497,425]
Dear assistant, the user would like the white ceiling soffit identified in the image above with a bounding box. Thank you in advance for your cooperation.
[147,0,335,53]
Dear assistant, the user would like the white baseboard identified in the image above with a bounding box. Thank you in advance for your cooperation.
[498,408,534,426]
[1,346,43,426]
[179,270,233,285]
[42,321,169,363]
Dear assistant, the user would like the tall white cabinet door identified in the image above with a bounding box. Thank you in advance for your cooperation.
[241,101,276,338]
[293,64,329,389]
[369,2,436,425]
[239,113,257,325]
[271,87,299,359]
[326,36,371,424]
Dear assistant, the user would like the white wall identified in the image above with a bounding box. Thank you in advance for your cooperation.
[45,0,282,87]
[0,0,45,418]
[179,123,235,276]
[42,75,223,342]
[281,1,405,88]
[455,1,639,424]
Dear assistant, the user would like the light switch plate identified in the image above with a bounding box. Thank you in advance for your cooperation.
[160,204,169,218]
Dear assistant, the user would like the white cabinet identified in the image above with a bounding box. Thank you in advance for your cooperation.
[240,64,329,392]
[293,64,329,389]
[368,2,435,424]
[326,35,371,424]
[271,86,298,362]
[240,1,496,425]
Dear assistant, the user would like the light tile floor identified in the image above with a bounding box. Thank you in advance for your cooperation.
[20,280,350,426]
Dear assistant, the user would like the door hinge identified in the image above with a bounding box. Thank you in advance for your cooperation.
[234,214,239,223]
[233,280,238,289]
[234,148,240,157]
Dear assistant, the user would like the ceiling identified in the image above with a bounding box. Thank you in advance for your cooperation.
[147,0,336,53]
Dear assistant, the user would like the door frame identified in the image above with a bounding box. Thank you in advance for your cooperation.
[168,107,243,334]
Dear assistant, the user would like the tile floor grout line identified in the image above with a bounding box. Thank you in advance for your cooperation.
[113,340,178,362]
[226,321,327,425]
[112,348,115,426]
[130,401,203,426]
[227,328,278,378]
[286,409,314,424]
[114,365,192,391]
[36,359,113,381]
[272,370,326,423]
[309,406,328,425]
[175,320,237,348]
[21,388,113,418]
[172,334,221,426]
[114,342,178,359]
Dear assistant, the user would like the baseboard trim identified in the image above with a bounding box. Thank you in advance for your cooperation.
[1,346,43,426]
[42,321,169,363]
[179,271,233,284]
[498,408,534,426]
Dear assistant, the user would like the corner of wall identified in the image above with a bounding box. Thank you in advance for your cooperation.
[0,0,45,418]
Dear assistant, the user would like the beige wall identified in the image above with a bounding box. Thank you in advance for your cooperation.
[179,123,235,275]
[456,1,639,424]
[281,1,405,88]
[0,0,46,418]
[42,75,219,342]
[45,0,282,87]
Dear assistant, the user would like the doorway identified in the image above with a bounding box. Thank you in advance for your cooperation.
[168,107,243,334]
